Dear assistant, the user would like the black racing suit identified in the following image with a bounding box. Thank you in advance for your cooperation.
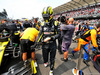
[36,19,60,70]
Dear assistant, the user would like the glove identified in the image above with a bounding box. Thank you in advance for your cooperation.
[51,36,55,40]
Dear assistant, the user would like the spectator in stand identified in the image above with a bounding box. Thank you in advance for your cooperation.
[61,5,100,18]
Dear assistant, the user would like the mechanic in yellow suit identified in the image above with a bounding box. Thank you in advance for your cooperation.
[20,27,39,67]
[72,22,100,63]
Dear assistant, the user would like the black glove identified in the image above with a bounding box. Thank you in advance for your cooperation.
[51,36,55,40]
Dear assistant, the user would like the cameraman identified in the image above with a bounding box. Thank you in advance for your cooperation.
[60,17,75,62]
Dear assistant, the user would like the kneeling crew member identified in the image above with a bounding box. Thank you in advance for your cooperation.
[72,22,100,63]
[20,28,39,66]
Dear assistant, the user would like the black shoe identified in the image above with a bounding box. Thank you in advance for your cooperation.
[61,58,68,62]
[73,40,76,42]
[83,59,90,66]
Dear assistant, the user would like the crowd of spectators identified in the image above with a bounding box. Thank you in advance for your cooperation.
[74,19,100,26]
[66,5,100,18]
[56,4,100,19]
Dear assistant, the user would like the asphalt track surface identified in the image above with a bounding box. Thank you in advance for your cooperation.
[0,41,100,75]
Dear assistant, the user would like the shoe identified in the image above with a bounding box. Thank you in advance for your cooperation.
[34,61,38,67]
[49,70,53,75]
[73,39,76,42]
[83,59,90,66]
[24,60,28,66]
[61,58,68,62]
[44,62,48,67]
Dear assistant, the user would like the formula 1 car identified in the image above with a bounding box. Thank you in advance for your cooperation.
[0,31,20,68]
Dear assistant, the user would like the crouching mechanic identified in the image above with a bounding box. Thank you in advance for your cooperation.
[31,6,60,75]
[72,22,100,65]
[20,27,39,67]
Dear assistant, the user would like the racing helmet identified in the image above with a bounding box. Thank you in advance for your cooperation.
[42,6,54,22]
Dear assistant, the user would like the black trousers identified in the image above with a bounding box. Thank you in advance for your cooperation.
[42,43,56,70]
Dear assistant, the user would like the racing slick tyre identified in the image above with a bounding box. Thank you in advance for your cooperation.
[93,54,100,69]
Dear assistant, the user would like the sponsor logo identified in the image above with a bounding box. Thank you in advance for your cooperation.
[44,32,54,34]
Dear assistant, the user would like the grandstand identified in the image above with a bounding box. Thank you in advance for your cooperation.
[0,9,8,20]
[53,0,100,20]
